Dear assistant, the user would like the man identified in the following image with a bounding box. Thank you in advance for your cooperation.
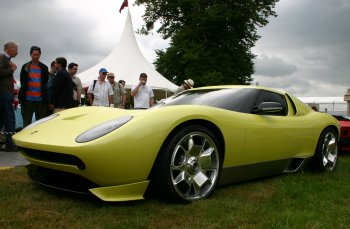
[19,46,49,127]
[107,72,126,108]
[0,41,19,152]
[131,73,154,109]
[174,79,194,94]
[68,62,83,107]
[50,57,75,113]
[87,68,113,107]
[118,80,126,87]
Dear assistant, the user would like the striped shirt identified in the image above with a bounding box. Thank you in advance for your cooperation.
[26,63,42,101]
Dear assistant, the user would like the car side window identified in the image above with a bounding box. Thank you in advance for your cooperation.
[253,90,288,116]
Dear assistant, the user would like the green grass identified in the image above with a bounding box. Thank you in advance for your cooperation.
[1,155,350,229]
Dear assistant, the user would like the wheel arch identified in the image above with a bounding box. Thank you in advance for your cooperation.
[314,125,339,156]
[331,124,340,138]
[147,119,225,180]
[321,125,339,140]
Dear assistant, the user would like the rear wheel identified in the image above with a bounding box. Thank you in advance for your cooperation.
[313,127,338,172]
[154,125,221,202]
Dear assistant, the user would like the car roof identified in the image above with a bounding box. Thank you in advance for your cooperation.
[191,85,286,95]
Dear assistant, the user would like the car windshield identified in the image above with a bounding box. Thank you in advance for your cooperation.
[154,88,257,113]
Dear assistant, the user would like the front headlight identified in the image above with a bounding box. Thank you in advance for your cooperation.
[75,115,132,143]
[23,114,59,130]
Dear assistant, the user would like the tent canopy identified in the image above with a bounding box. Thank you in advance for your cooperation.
[78,10,177,92]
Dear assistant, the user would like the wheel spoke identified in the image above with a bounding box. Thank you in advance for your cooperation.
[171,164,182,171]
[172,145,186,168]
[175,144,186,154]
[327,153,336,164]
[199,147,215,170]
[173,171,186,185]
[193,181,202,197]
[187,135,204,156]
[327,138,336,153]
[323,156,328,166]
[187,136,194,154]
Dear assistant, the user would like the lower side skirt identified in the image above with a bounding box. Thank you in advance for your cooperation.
[219,157,312,185]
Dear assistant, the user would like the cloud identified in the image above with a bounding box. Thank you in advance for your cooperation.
[253,74,346,97]
[253,0,350,96]
[0,0,149,78]
[254,54,298,77]
[2,0,350,97]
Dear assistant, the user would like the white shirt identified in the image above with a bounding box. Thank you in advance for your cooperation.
[131,85,154,108]
[87,80,114,107]
[174,85,186,94]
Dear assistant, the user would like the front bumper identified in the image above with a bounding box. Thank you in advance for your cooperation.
[26,164,149,201]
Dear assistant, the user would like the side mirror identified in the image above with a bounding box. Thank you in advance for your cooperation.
[253,102,283,114]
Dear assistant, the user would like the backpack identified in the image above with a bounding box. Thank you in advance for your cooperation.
[86,80,97,106]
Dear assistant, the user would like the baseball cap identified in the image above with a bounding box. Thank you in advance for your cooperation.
[99,68,108,73]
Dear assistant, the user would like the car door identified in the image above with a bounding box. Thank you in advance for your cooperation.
[240,90,308,165]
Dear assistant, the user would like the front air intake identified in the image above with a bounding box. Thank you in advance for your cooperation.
[19,147,86,170]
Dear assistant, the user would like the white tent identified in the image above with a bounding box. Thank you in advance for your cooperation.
[78,10,177,92]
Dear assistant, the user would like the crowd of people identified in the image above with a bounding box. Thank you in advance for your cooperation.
[0,40,195,152]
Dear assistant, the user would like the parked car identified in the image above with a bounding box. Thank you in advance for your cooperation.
[13,85,340,202]
[332,115,350,152]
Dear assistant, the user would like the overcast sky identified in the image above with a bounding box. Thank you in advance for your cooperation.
[1,0,349,97]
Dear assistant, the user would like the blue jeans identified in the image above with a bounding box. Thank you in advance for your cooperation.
[0,91,16,147]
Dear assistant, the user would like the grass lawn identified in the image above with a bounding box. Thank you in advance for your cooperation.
[1,154,349,229]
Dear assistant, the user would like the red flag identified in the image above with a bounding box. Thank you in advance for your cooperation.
[119,0,128,13]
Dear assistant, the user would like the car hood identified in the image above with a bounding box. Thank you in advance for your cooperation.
[13,106,144,147]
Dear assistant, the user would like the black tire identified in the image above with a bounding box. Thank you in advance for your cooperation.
[312,127,338,172]
[152,125,222,203]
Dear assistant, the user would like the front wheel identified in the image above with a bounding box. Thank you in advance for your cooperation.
[313,127,338,172]
[154,125,222,202]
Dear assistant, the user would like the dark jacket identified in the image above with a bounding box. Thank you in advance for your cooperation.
[19,61,49,103]
[0,53,14,94]
[51,68,75,109]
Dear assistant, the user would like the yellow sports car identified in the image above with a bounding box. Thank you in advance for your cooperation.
[13,86,339,202]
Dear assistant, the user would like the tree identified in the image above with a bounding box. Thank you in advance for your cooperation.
[135,0,279,87]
